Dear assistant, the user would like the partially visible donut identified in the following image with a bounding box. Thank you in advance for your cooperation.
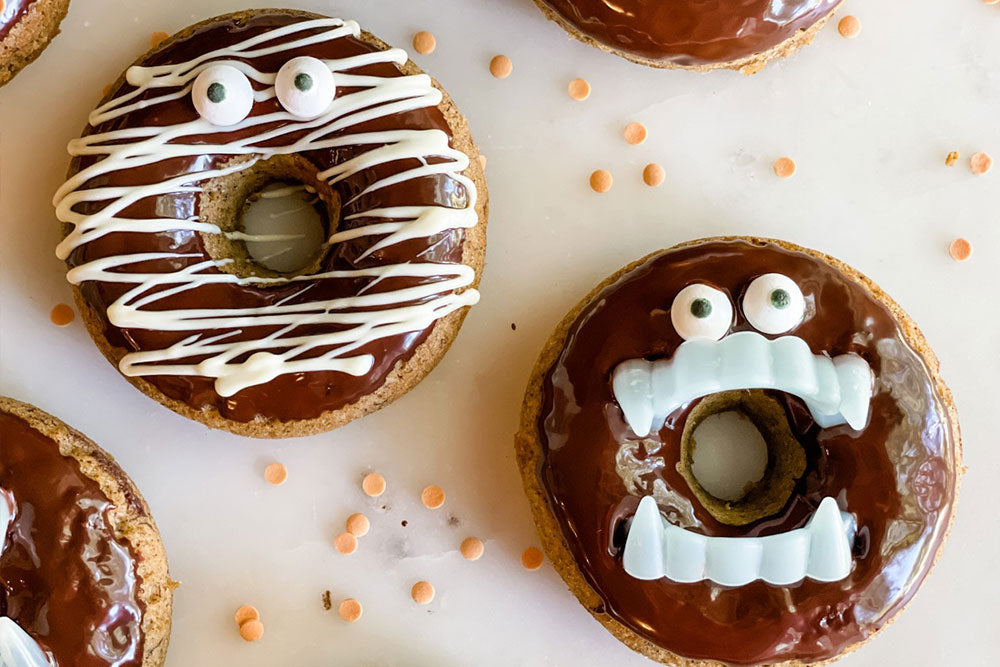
[0,396,172,666]
[0,0,70,86]
[55,10,488,437]
[516,237,961,665]
[532,0,842,73]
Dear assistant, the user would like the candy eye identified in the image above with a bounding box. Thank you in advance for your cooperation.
[742,274,806,334]
[670,284,733,342]
[275,56,335,119]
[192,64,254,126]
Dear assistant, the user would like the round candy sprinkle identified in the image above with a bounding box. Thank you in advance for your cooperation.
[362,472,386,497]
[50,303,74,326]
[970,151,993,175]
[149,31,169,49]
[421,485,445,509]
[412,30,436,54]
[489,54,512,79]
[338,598,362,622]
[264,462,287,486]
[239,619,264,642]
[411,580,435,605]
[334,532,358,555]
[346,513,370,537]
[624,122,647,145]
[521,547,544,570]
[460,537,484,561]
[773,157,796,179]
[837,16,861,39]
[949,238,973,262]
[234,605,259,626]
[589,169,613,193]
[642,163,665,187]
[568,78,590,101]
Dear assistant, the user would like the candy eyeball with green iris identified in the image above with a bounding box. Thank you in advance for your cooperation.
[275,56,335,119]
[192,64,254,126]
[743,273,806,334]
[671,284,733,341]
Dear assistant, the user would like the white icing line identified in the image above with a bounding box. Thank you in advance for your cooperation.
[55,17,479,397]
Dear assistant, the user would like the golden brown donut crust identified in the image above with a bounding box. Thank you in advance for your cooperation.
[0,0,70,86]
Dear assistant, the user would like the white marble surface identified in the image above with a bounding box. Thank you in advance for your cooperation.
[1,0,998,665]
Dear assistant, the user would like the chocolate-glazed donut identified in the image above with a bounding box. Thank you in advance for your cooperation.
[0,397,172,666]
[532,0,842,72]
[55,10,487,437]
[516,237,960,665]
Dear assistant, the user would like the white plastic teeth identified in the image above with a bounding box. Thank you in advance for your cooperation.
[0,618,53,667]
[623,496,856,586]
[612,331,874,438]
[275,56,336,119]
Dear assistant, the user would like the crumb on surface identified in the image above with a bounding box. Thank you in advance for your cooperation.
[945,151,959,167]
[322,591,332,611]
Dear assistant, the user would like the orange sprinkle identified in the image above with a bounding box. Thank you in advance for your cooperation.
[338,598,362,623]
[837,15,861,39]
[642,163,665,187]
[239,619,264,642]
[984,0,999,5]
[773,157,796,179]
[489,54,512,79]
[949,238,973,262]
[345,513,370,537]
[263,462,287,486]
[420,485,445,509]
[460,537,484,561]
[361,472,386,497]
[477,154,487,171]
[568,78,591,101]
[411,580,435,605]
[412,30,436,55]
[334,531,358,555]
[970,151,993,175]
[234,605,260,626]
[149,31,169,49]
[624,122,647,145]
[945,151,959,167]
[521,547,544,570]
[50,303,74,326]
[102,83,113,98]
[589,169,613,193]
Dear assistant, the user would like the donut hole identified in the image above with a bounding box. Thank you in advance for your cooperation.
[199,155,339,280]
[678,390,806,526]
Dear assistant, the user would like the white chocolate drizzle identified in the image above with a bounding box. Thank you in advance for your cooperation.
[54,18,480,397]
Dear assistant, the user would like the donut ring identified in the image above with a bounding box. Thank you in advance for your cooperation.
[0,0,70,85]
[55,10,487,437]
[532,0,842,73]
[516,237,960,665]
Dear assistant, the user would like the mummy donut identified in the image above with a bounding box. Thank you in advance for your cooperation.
[532,0,841,73]
[516,237,960,665]
[54,10,487,437]
[0,397,172,666]
[0,0,70,86]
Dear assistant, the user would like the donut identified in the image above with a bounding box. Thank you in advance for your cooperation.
[516,237,960,665]
[54,10,487,437]
[532,0,842,73]
[0,396,172,666]
[0,0,70,85]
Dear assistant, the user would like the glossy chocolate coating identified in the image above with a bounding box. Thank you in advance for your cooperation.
[65,13,470,423]
[0,412,145,666]
[537,239,957,665]
[537,0,840,66]
[0,0,33,40]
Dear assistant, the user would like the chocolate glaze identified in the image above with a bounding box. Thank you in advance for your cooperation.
[0,0,33,41]
[537,239,957,665]
[65,12,471,423]
[0,412,145,666]
[537,0,840,66]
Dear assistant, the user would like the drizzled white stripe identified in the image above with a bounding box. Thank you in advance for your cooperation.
[54,18,480,397]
